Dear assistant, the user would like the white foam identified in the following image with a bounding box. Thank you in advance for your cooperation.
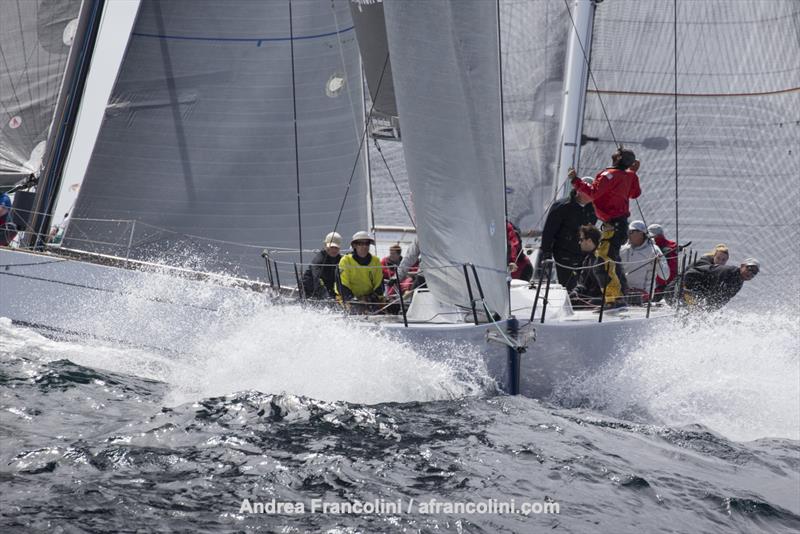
[1,278,494,405]
[553,307,800,441]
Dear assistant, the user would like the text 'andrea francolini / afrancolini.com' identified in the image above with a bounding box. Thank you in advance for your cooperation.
[238,497,560,516]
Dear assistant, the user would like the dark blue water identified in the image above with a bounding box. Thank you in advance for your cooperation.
[1,308,799,533]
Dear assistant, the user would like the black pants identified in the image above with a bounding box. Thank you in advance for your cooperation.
[553,254,582,291]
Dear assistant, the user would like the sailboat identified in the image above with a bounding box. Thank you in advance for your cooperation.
[1,0,796,397]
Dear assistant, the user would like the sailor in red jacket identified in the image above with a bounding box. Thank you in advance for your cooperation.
[647,223,678,300]
[507,221,532,281]
[568,147,641,305]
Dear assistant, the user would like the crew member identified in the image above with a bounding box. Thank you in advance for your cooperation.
[569,147,641,306]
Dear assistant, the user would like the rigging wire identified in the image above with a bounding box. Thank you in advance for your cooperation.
[556,0,650,227]
[330,51,391,238]
[372,139,415,229]
[561,0,618,148]
[288,0,303,265]
[673,0,680,246]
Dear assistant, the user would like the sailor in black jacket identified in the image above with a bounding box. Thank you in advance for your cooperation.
[683,257,759,310]
[301,232,342,299]
[539,177,597,290]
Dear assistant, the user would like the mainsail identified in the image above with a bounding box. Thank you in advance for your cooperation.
[383,0,509,317]
[63,0,368,281]
[0,0,83,187]
[501,0,570,232]
[578,0,800,300]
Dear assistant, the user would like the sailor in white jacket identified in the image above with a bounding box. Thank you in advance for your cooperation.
[619,220,668,296]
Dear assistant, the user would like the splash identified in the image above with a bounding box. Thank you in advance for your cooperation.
[1,266,494,405]
[165,303,495,405]
[552,307,800,441]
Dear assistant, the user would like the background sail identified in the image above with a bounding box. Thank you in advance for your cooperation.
[63,0,367,281]
[501,0,570,232]
[383,0,509,316]
[0,0,82,187]
[579,0,800,302]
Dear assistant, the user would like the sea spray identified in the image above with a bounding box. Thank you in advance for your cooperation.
[551,308,800,441]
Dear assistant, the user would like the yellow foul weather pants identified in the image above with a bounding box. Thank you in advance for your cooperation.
[596,225,623,304]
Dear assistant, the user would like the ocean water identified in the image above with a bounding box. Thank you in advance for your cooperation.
[1,290,799,532]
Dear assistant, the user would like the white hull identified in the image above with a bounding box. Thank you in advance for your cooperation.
[0,247,671,397]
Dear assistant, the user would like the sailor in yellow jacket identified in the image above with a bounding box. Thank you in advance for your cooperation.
[336,231,384,311]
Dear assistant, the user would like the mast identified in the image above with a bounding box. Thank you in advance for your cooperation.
[27,0,106,248]
[552,0,598,199]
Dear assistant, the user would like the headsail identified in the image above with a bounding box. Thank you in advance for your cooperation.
[383,0,509,317]
[0,0,82,187]
[63,0,368,281]
[578,0,800,299]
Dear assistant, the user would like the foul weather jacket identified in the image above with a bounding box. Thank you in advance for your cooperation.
[302,249,341,299]
[653,234,678,286]
[619,240,668,292]
[337,253,384,300]
[570,252,604,305]
[683,263,744,310]
[572,168,641,222]
[540,196,597,260]
[507,222,532,279]
[0,212,17,247]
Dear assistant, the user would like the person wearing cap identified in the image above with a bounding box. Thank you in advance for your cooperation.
[539,176,597,289]
[619,220,668,303]
[301,231,343,299]
[568,147,641,305]
[336,231,384,310]
[647,223,679,299]
[682,257,759,310]
[0,193,18,247]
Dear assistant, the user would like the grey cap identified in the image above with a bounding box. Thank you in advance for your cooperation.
[581,176,594,185]
[323,231,342,248]
[742,257,760,270]
[647,223,664,237]
[628,220,647,233]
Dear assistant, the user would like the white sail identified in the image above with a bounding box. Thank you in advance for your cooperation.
[0,0,82,185]
[383,0,509,317]
[63,0,368,281]
[578,0,800,301]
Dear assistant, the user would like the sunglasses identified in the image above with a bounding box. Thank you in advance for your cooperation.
[746,266,759,275]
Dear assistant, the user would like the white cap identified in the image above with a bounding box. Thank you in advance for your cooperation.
[647,224,664,237]
[323,232,342,248]
[581,176,594,185]
[628,220,647,233]
[351,230,375,246]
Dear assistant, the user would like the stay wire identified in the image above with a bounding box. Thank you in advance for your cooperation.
[561,0,649,228]
[331,52,391,238]
[562,0,618,149]
[673,0,680,246]
[288,0,303,265]
[373,139,415,229]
